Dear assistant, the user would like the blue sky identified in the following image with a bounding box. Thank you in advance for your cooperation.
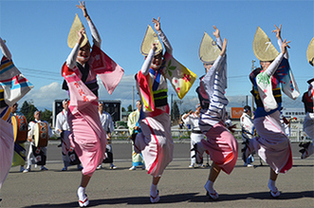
[0,0,313,111]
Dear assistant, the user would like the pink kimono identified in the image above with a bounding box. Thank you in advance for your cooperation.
[62,45,123,176]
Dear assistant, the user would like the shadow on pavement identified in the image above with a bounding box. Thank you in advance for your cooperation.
[22,191,313,207]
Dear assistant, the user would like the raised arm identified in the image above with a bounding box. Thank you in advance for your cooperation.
[0,37,12,60]
[153,17,173,55]
[213,25,222,49]
[140,43,157,75]
[77,1,101,47]
[66,28,86,68]
[265,39,291,77]
[272,24,288,59]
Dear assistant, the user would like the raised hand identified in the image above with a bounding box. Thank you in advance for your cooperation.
[213,25,220,38]
[77,28,86,45]
[281,39,291,54]
[272,24,282,40]
[76,1,90,20]
[152,17,161,32]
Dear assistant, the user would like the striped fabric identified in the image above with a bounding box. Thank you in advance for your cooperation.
[0,56,33,106]
[199,55,228,134]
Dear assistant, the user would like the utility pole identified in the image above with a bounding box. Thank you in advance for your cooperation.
[132,85,135,111]
[251,60,255,117]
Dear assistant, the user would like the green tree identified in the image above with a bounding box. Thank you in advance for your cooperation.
[41,109,52,124]
[20,100,37,122]
[127,104,133,112]
[122,107,126,112]
[171,101,180,124]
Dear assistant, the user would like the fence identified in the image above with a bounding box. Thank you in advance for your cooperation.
[111,120,310,143]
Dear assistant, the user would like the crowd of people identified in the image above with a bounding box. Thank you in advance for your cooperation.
[0,1,313,207]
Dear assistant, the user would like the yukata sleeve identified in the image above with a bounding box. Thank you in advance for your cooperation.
[216,37,223,49]
[158,29,173,55]
[66,43,80,69]
[87,20,101,48]
[55,114,63,133]
[265,53,284,77]
[277,38,289,59]
[127,113,135,135]
[140,48,155,76]
[0,37,12,60]
[182,114,192,125]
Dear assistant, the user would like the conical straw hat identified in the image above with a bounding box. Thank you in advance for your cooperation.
[199,32,221,64]
[253,26,279,61]
[67,14,89,48]
[140,25,163,56]
[307,37,314,66]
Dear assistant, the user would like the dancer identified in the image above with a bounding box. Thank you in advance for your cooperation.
[0,37,33,188]
[193,26,238,200]
[132,17,195,203]
[244,24,299,198]
[127,100,145,171]
[61,1,123,206]
[182,104,205,168]
[299,37,314,159]
[240,105,255,167]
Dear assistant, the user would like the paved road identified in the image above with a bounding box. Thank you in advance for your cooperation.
[1,140,313,208]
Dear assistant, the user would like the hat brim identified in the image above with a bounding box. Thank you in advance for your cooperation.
[307,37,314,66]
[140,25,163,56]
[199,32,221,64]
[67,14,89,48]
[253,26,279,62]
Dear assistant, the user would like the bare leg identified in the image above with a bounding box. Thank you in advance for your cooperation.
[80,174,91,188]
[268,168,280,197]
[150,176,161,203]
[152,176,161,185]
[270,168,278,181]
[204,162,221,199]
[208,162,221,182]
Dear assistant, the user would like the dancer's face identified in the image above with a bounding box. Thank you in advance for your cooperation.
[260,61,272,70]
[77,44,91,64]
[204,63,213,73]
[151,53,163,70]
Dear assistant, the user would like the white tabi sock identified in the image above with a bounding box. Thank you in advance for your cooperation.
[150,184,158,197]
[204,180,215,193]
[268,179,277,192]
[77,186,86,200]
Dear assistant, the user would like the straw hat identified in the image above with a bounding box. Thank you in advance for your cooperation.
[67,14,89,48]
[140,25,163,56]
[199,32,221,64]
[307,37,314,66]
[253,26,279,61]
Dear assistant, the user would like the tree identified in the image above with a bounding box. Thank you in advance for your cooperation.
[41,109,52,124]
[122,107,126,112]
[127,104,133,112]
[171,101,180,124]
[20,100,38,122]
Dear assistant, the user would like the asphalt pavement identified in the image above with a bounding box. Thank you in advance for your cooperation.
[0,140,313,208]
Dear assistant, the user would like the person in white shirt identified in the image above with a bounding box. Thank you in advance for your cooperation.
[182,104,206,168]
[240,105,255,167]
[55,99,82,171]
[24,111,52,173]
[97,102,116,169]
